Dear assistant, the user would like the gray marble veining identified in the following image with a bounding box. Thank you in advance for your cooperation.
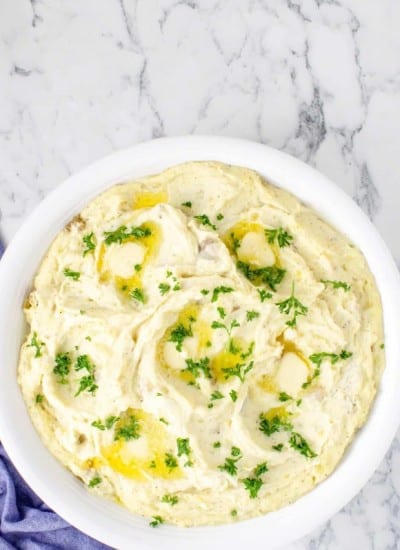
[1,1,400,547]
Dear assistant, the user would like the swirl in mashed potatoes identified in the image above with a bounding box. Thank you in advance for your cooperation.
[18,161,384,526]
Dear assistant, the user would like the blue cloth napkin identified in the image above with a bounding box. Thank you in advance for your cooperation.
[0,241,111,549]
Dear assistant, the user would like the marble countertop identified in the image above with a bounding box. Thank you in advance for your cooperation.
[1,1,399,548]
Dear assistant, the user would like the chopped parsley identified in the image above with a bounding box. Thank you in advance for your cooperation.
[217,306,226,319]
[321,279,351,292]
[104,224,151,245]
[75,374,98,396]
[200,289,210,295]
[29,332,44,357]
[150,515,164,527]
[229,389,238,402]
[222,360,254,383]
[230,233,241,252]
[278,392,293,402]
[184,357,211,379]
[134,264,142,272]
[181,201,192,208]
[35,394,44,404]
[258,289,272,302]
[241,461,268,498]
[242,476,263,498]
[210,390,224,401]
[272,443,284,452]
[159,417,169,425]
[63,268,80,281]
[231,509,237,517]
[130,287,145,303]
[164,452,178,470]
[194,214,217,231]
[161,494,178,506]
[253,461,268,477]
[211,318,240,339]
[159,282,170,295]
[276,282,308,327]
[177,437,191,457]
[88,476,102,488]
[259,413,293,437]
[169,323,193,352]
[114,415,141,441]
[211,285,234,303]
[289,432,317,458]
[218,447,242,476]
[309,349,353,367]
[246,310,260,321]
[82,232,96,256]
[74,355,98,396]
[303,350,353,388]
[53,352,71,384]
[231,446,241,457]
[213,441,221,448]
[91,415,120,431]
[216,213,224,221]
[265,227,293,248]
[237,261,286,291]
[74,354,93,371]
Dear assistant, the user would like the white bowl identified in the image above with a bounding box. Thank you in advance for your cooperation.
[0,136,399,550]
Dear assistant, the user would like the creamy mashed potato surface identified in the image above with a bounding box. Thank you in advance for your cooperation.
[18,161,384,526]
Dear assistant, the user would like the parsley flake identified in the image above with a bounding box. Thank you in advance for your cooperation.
[159,282,171,295]
[289,432,317,458]
[229,389,238,402]
[29,332,44,357]
[258,289,272,302]
[83,233,96,256]
[35,394,44,404]
[181,201,192,208]
[259,413,293,437]
[237,261,285,291]
[276,282,308,327]
[63,268,80,281]
[222,360,254,383]
[169,323,193,352]
[53,352,71,384]
[114,415,141,441]
[130,288,145,303]
[161,494,178,506]
[88,476,102,488]
[242,477,263,498]
[246,310,260,321]
[321,279,351,292]
[184,357,211,379]
[211,286,234,303]
[265,227,293,248]
[150,515,164,527]
[164,452,178,470]
[104,224,151,245]
[177,437,191,457]
[194,214,217,231]
[278,392,293,402]
[211,390,224,401]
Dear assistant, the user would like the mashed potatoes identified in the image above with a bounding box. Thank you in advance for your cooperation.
[18,161,384,526]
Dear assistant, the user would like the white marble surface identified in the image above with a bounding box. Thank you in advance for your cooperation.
[1,1,400,548]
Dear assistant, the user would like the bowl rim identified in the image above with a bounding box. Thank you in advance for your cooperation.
[0,135,399,550]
